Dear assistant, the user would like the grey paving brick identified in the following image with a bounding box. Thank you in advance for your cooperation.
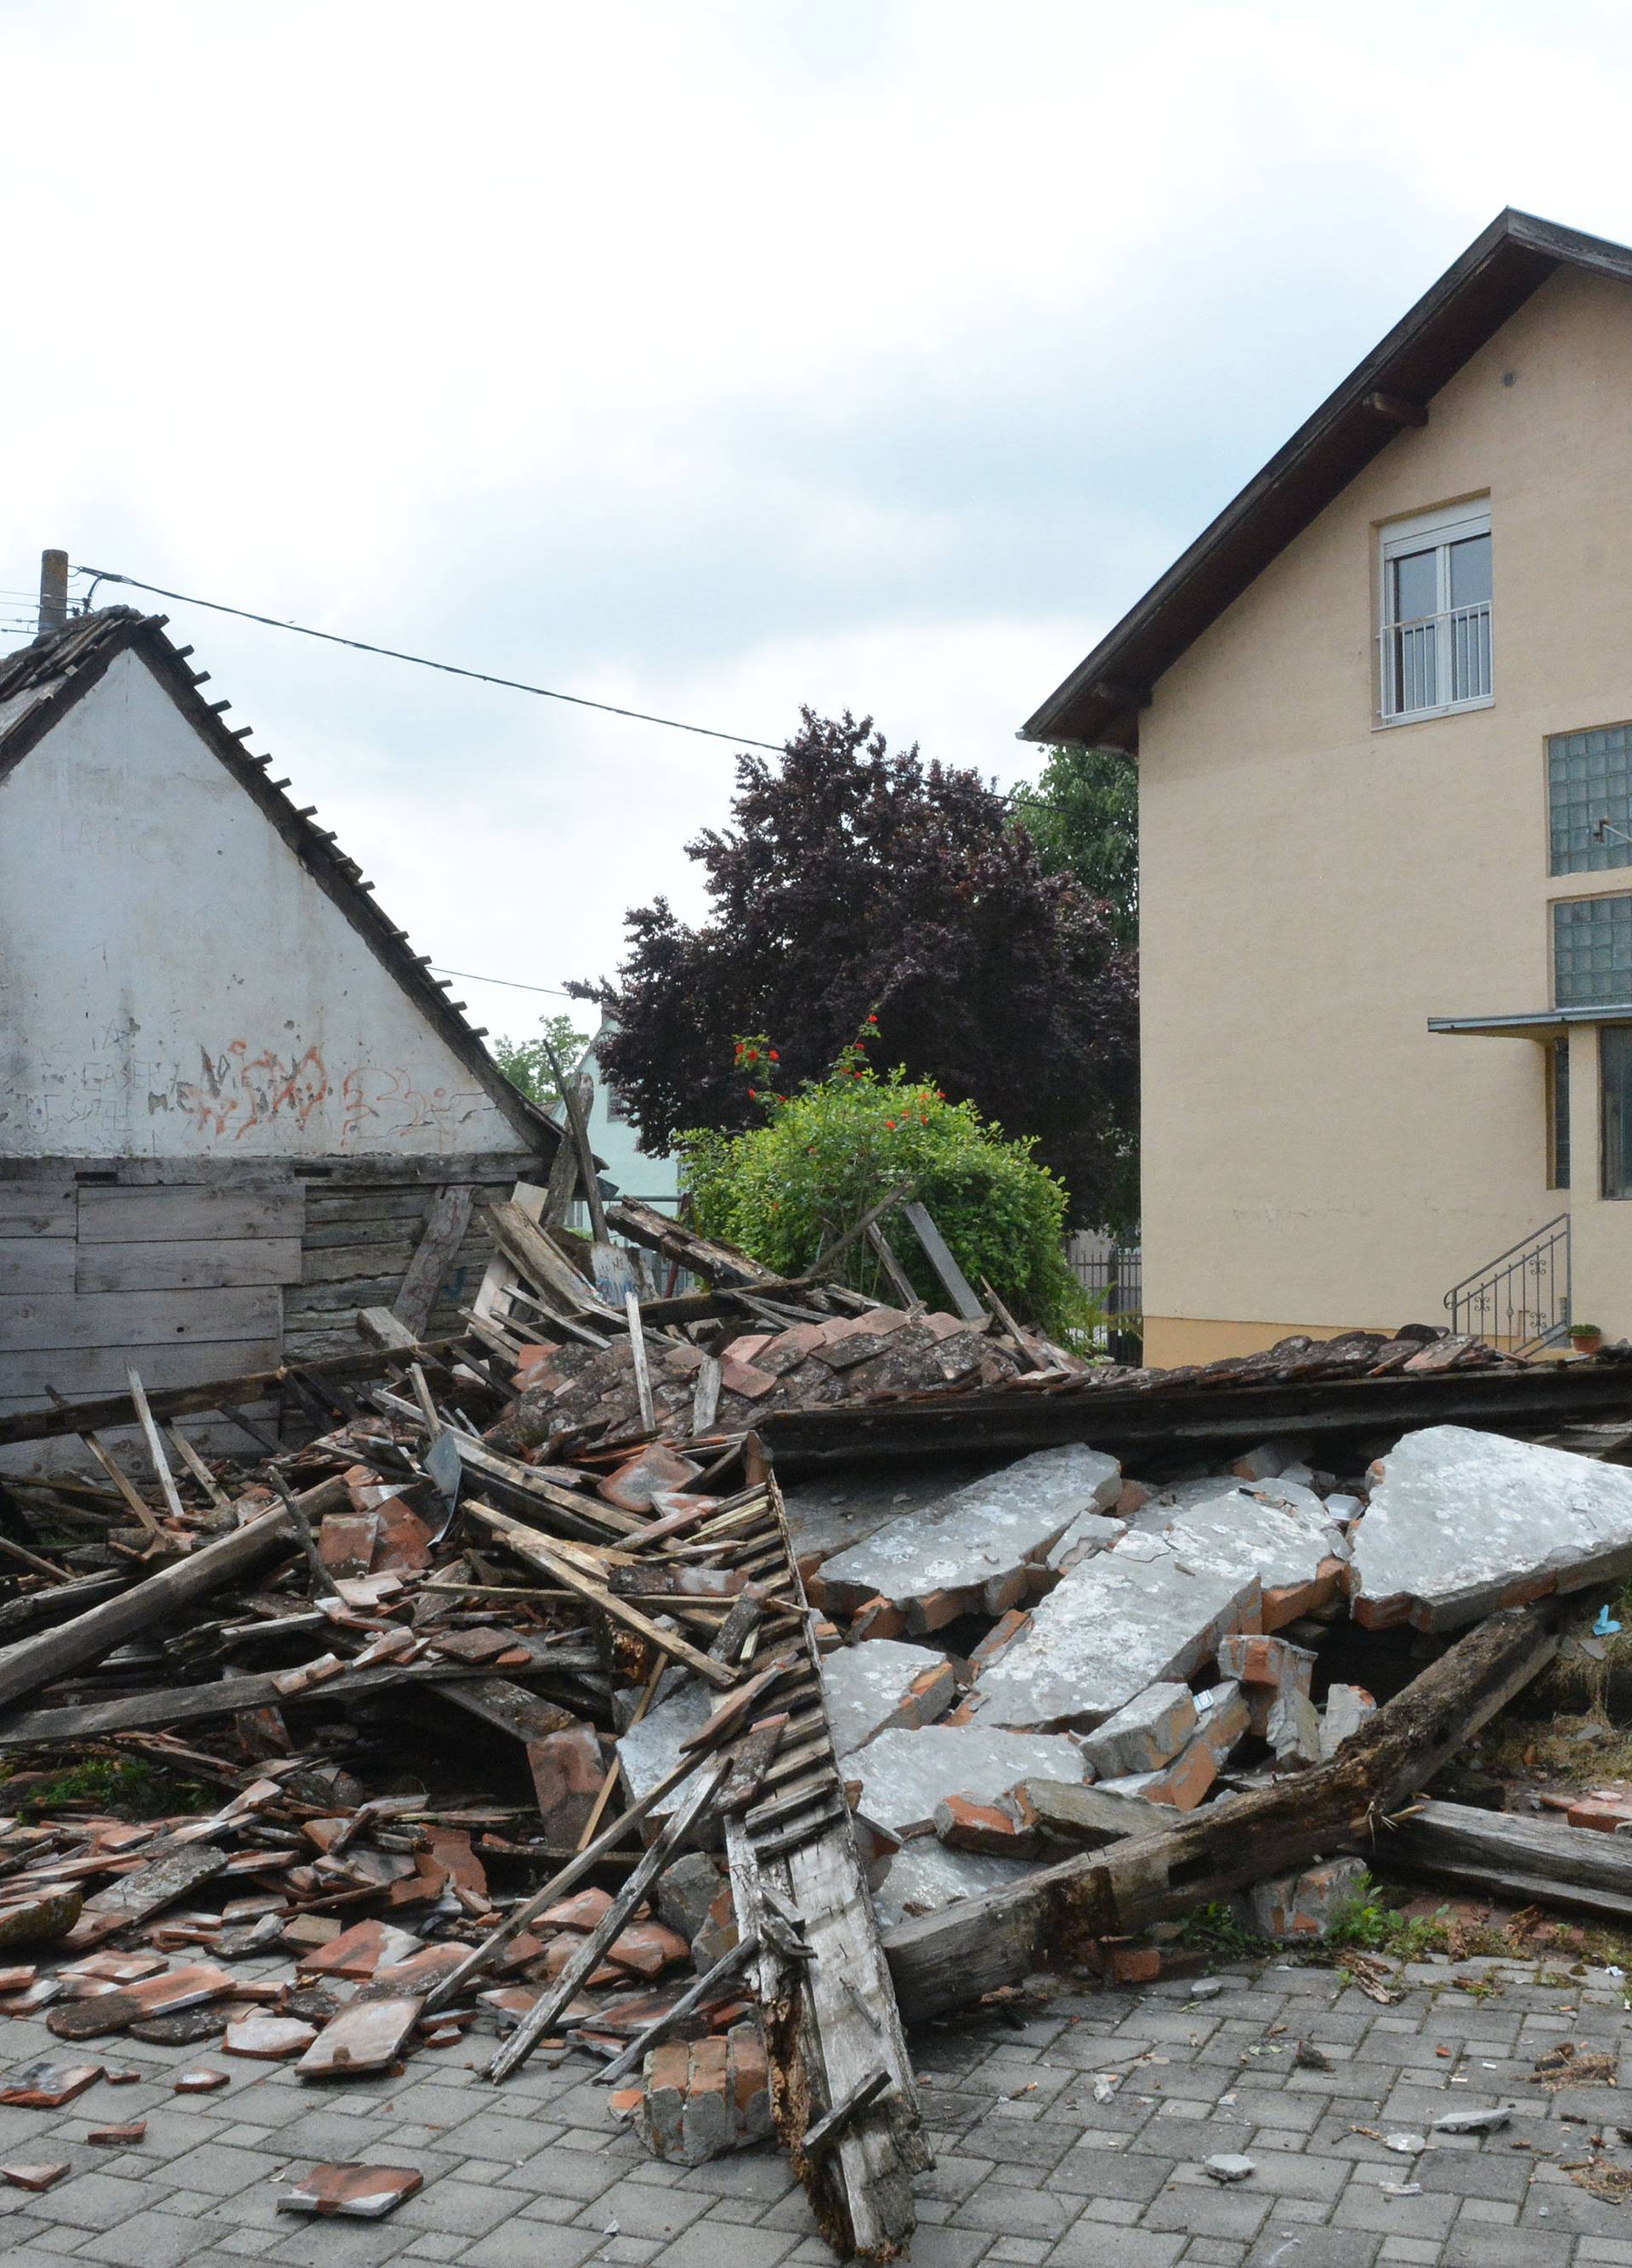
[951,2181,1075,2240]
[73,2211,224,2268]
[1140,2188,1272,2241]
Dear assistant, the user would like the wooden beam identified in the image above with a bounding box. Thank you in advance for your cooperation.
[0,1505,298,1714]
[1365,388,1428,427]
[1376,1796,1632,1924]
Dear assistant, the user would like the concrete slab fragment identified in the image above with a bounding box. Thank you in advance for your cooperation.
[1351,1424,1632,1631]
[1128,1489,1350,1630]
[871,1840,1046,1930]
[847,1722,1089,1840]
[1080,1682,1198,1777]
[817,1445,1124,1625]
[821,1638,956,1759]
[970,1541,1261,1731]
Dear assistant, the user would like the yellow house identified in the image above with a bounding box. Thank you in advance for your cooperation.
[1023,210,1632,1367]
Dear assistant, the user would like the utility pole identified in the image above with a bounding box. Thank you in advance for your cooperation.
[37,549,68,637]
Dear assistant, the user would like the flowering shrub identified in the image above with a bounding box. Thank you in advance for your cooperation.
[681,1025,1098,1342]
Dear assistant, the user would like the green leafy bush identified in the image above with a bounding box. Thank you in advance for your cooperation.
[681,1026,1100,1343]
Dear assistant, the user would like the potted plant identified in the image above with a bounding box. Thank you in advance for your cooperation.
[1570,1321,1604,1355]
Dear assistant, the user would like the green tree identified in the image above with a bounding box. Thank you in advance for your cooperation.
[490,1012,591,1111]
[1016,744,1138,947]
[682,1027,1100,1343]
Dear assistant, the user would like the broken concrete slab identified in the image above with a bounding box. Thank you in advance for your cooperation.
[815,1445,1123,1627]
[969,1540,1261,1731]
[1016,1776,1170,1845]
[821,1639,957,1760]
[870,1840,1046,1931]
[1351,1425,1632,1631]
[1079,1682,1197,1779]
[1217,1632,1318,1738]
[1126,1489,1350,1630]
[1319,1683,1378,1761]
[846,1722,1090,1841]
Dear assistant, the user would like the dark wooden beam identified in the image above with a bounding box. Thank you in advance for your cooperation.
[1365,389,1428,427]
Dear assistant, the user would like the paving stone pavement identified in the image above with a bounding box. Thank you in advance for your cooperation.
[5,1951,1632,2265]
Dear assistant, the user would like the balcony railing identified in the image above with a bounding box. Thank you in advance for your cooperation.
[1380,601,1492,720]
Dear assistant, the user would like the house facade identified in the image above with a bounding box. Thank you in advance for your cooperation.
[572,1018,683,1219]
[0,608,558,1461]
[1025,211,1632,1366]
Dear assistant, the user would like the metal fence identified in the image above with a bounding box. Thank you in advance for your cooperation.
[1064,1235,1143,1360]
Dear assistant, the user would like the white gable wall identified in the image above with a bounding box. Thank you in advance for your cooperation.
[0,649,519,1160]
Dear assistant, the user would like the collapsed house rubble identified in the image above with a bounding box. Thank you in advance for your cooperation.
[6,1177,1632,2252]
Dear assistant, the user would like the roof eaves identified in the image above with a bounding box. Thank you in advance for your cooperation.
[1022,208,1632,750]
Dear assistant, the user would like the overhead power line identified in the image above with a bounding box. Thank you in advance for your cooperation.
[71,566,785,751]
[428,965,581,1000]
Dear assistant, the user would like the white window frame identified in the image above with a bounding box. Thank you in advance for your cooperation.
[1377,501,1493,726]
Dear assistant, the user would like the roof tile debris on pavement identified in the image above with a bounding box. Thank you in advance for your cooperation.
[10,1179,1632,2255]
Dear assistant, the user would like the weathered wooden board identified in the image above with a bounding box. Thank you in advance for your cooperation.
[75,1239,303,1294]
[394,1185,476,1337]
[76,1183,305,1244]
[0,1338,286,1402]
[1381,1797,1632,1922]
[297,1241,416,1287]
[0,1287,282,1352]
[0,1239,77,1295]
[0,1183,76,1236]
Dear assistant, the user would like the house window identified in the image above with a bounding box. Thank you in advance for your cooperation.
[1550,721,1632,875]
[1378,504,1492,721]
[605,1083,628,1124]
[1548,1037,1572,1190]
[1554,895,1632,1007]
[1602,1027,1632,1197]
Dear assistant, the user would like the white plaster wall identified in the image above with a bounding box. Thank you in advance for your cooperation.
[0,649,520,1159]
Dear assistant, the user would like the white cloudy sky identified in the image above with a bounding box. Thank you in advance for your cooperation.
[4,0,1632,1044]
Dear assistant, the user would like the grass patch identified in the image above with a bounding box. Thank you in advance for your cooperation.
[1173,1901,1269,1962]
[2,1756,214,1820]
[1325,1872,1452,1960]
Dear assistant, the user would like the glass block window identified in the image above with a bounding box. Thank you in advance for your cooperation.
[1554,895,1632,1005]
[1549,721,1632,874]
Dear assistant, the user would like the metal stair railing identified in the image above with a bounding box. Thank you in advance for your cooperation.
[1444,1213,1571,1355]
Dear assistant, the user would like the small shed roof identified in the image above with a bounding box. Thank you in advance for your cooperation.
[1021,209,1632,752]
[0,607,561,1158]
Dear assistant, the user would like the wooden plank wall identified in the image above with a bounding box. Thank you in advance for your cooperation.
[0,1174,298,1437]
[285,1161,531,1363]
[0,1152,543,1461]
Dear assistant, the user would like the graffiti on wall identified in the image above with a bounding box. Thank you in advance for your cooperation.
[2,1030,509,1153]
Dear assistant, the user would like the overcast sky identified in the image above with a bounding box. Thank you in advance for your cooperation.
[5,0,1632,1045]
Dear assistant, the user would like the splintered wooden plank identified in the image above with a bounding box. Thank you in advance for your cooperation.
[393,1185,475,1338]
[900,1201,985,1322]
[729,1475,928,2258]
[486,1755,730,2079]
[464,1502,738,1687]
[76,1183,305,1243]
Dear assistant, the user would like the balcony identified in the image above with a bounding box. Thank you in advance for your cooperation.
[1379,600,1492,722]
